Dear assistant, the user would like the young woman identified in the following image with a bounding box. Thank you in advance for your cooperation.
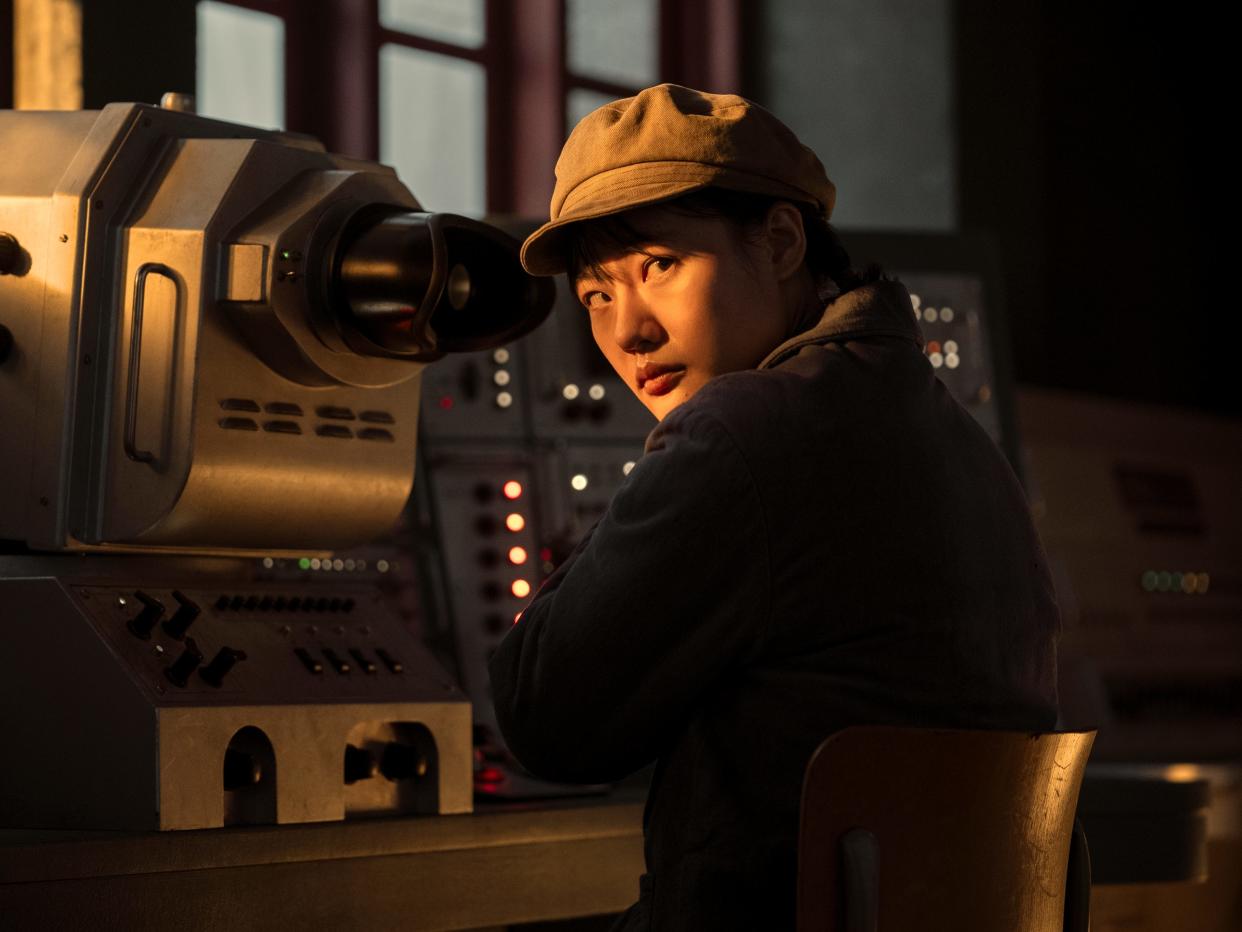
[489,84,1058,931]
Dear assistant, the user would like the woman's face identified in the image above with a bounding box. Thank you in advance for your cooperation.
[572,205,801,421]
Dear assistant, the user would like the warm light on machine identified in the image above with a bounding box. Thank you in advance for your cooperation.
[511,579,532,599]
[502,480,522,500]
[505,513,525,532]
[508,546,528,565]
[570,473,588,491]
[438,396,453,410]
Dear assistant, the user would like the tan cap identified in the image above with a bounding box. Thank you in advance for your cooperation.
[520,83,836,276]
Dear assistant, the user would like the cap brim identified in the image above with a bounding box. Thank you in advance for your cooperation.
[520,161,822,276]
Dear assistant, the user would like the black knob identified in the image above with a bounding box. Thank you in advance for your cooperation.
[0,324,13,365]
[126,591,165,639]
[199,647,247,687]
[0,233,18,274]
[165,637,203,687]
[343,744,378,784]
[223,748,262,790]
[380,742,428,781]
[162,590,201,639]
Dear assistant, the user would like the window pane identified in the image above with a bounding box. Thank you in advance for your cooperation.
[196,1,285,130]
[566,0,657,87]
[567,88,617,134]
[380,44,486,214]
[380,0,485,48]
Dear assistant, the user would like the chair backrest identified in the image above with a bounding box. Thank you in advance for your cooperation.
[797,727,1096,932]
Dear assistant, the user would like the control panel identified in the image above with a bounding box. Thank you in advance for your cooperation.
[0,569,472,831]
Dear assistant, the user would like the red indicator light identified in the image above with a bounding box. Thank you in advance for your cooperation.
[476,766,505,783]
[508,546,528,565]
[502,480,523,500]
[505,513,525,532]
[511,578,532,599]
[926,341,941,355]
[539,547,553,562]
[438,396,453,410]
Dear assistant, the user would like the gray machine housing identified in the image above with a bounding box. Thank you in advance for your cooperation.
[0,103,426,554]
[0,104,553,829]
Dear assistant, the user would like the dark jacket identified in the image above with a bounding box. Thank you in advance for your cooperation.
[488,280,1059,931]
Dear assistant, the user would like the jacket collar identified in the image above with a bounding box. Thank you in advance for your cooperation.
[757,279,924,370]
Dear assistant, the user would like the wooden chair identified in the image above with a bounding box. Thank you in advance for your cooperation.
[797,727,1096,932]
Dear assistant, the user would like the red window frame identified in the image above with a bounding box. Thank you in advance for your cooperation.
[199,0,739,215]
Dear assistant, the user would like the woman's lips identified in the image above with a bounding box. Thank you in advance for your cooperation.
[640,367,685,397]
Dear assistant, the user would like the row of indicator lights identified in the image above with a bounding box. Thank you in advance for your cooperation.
[926,339,961,370]
[278,556,394,573]
[493,348,514,409]
[569,461,638,492]
[563,383,607,401]
[1141,571,1211,594]
[910,294,957,324]
[500,480,532,599]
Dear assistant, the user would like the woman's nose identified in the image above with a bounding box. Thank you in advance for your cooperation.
[611,292,663,354]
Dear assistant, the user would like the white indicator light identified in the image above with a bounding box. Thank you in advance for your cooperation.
[494,369,511,386]
[377,559,390,573]
[910,293,921,310]
[944,340,958,354]
[570,474,589,491]
[622,461,636,476]
[493,348,510,364]
[562,383,580,400]
[332,558,344,571]
[929,352,944,368]
[588,383,605,400]
[923,308,939,323]
[940,307,955,323]
[496,391,514,409]
[310,558,322,569]
[945,353,960,369]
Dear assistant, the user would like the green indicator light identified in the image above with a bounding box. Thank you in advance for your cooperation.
[298,557,311,570]
[1155,571,1172,592]
[1171,572,1184,592]
[1141,570,1158,592]
[280,249,293,261]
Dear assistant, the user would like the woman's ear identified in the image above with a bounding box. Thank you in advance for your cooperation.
[762,201,808,281]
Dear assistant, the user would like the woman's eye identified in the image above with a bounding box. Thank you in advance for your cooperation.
[643,256,675,279]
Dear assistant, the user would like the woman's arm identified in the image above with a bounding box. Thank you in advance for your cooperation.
[488,408,772,783]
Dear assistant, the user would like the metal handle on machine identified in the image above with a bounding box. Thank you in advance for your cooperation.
[124,262,178,463]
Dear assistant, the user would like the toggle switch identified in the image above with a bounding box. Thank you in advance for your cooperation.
[162,590,201,639]
[199,647,247,687]
[126,591,164,639]
[381,742,428,781]
[165,637,203,687]
[223,748,262,790]
[344,744,378,784]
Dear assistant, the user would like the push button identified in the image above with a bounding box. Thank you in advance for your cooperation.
[126,591,164,639]
[322,648,351,675]
[165,637,204,687]
[162,590,200,639]
[294,647,324,674]
[200,647,247,687]
[375,648,404,674]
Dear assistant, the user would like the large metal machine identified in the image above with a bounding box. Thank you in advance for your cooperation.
[0,102,552,830]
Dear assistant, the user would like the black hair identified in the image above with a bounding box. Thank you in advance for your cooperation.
[564,187,882,293]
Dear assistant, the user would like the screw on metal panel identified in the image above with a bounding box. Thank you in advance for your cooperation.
[59,234,68,243]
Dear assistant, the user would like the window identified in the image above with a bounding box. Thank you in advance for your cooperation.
[196,1,740,215]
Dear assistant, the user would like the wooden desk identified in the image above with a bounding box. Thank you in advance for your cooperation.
[0,800,646,931]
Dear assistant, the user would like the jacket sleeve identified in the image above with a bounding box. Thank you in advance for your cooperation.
[487,408,772,783]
